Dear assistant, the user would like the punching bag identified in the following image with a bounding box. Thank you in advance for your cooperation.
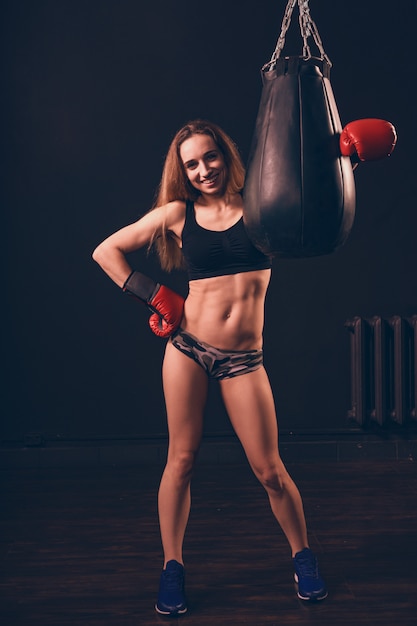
[243,1,356,258]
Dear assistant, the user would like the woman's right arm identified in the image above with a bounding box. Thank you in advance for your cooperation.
[92,201,186,338]
[92,201,184,287]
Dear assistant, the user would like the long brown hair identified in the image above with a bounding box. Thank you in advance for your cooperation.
[150,120,246,272]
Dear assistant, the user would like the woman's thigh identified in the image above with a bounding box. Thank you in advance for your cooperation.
[219,367,281,471]
[162,340,209,456]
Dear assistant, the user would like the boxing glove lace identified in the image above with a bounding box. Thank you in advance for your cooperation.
[123,271,184,338]
[340,118,397,163]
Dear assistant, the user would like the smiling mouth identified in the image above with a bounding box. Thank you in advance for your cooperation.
[202,173,219,184]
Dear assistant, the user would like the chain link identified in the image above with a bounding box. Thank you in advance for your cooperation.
[298,0,332,66]
[263,0,297,70]
[298,0,313,58]
[264,0,332,71]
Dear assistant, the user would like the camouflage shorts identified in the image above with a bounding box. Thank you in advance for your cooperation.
[169,328,263,380]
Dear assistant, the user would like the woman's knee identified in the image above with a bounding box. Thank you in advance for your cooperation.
[166,449,198,483]
[254,463,289,494]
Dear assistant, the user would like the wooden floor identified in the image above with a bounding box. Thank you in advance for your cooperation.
[1,460,416,626]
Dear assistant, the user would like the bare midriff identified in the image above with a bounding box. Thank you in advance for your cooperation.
[181,269,271,351]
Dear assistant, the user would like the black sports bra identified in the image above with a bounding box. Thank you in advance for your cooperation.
[181,200,272,280]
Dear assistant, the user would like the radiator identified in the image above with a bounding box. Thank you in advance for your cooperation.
[345,315,417,426]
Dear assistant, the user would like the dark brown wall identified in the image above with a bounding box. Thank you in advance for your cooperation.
[3,0,417,443]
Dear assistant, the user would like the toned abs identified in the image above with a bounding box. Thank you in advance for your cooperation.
[182,269,271,350]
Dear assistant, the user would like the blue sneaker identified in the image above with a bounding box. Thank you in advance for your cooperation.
[293,548,328,601]
[155,560,188,616]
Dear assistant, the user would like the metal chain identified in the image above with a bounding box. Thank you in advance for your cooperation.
[298,0,314,58]
[263,0,297,70]
[298,0,332,66]
[264,0,332,71]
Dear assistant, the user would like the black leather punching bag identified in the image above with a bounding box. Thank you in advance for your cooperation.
[243,55,356,258]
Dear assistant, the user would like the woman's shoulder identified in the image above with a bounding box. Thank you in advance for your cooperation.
[150,200,187,232]
[152,199,186,215]
[166,199,188,216]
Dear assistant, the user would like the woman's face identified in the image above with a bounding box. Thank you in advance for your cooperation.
[179,133,227,197]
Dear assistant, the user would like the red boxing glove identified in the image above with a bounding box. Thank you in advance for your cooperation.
[123,271,184,338]
[147,285,185,337]
[340,118,397,162]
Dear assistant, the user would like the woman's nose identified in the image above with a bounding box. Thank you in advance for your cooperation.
[199,161,210,177]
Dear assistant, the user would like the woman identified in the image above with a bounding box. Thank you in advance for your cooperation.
[92,119,327,616]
